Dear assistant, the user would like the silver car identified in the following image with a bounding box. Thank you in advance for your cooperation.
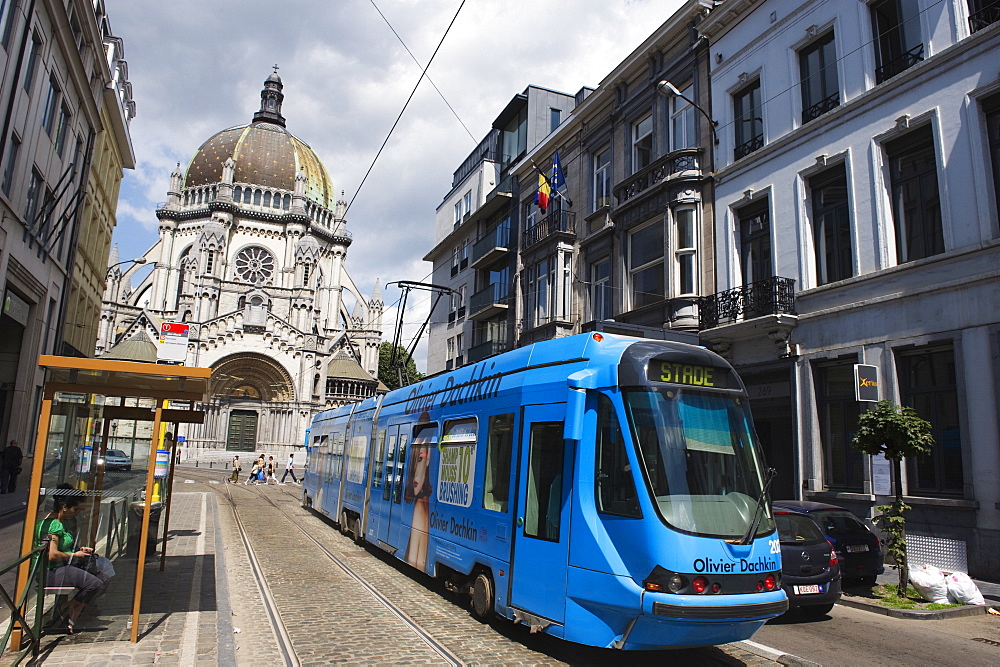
[102,449,132,471]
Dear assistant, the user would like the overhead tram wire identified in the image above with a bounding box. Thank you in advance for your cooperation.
[368,0,476,144]
[344,0,467,218]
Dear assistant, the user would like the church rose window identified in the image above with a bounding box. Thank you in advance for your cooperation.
[235,246,275,284]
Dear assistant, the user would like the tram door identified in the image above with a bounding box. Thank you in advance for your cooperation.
[370,426,398,545]
[510,403,571,624]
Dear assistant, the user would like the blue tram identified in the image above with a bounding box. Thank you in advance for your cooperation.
[302,332,786,650]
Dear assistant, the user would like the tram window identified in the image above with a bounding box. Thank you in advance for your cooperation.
[393,433,409,504]
[596,395,641,518]
[524,422,564,541]
[483,414,513,512]
[382,433,397,500]
[331,432,344,479]
[372,429,386,489]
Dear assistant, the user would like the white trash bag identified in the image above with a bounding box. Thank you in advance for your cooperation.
[946,571,986,605]
[908,564,950,604]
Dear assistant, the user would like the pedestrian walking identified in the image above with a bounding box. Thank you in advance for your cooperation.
[266,456,277,484]
[229,455,241,483]
[1,439,23,494]
[280,453,299,485]
[244,459,261,485]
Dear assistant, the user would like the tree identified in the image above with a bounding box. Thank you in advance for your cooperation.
[378,342,423,390]
[851,400,934,594]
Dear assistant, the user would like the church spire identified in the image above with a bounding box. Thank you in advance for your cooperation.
[253,65,286,127]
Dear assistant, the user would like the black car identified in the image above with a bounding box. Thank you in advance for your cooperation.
[772,500,884,584]
[775,510,842,616]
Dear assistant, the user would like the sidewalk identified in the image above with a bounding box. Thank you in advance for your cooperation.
[836,569,1000,619]
[2,490,233,666]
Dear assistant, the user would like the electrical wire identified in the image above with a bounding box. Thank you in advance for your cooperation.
[345,0,467,218]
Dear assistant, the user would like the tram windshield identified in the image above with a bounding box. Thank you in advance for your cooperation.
[623,388,775,540]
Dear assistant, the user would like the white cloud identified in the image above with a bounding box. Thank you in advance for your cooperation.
[104,0,682,369]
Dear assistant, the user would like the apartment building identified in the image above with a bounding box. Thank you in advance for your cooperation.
[701,0,1000,576]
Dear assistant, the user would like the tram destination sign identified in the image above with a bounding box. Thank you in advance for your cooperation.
[647,360,732,389]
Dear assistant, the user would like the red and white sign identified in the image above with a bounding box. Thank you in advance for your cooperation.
[157,322,190,362]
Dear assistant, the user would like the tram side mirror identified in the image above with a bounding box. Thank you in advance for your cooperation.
[564,388,585,442]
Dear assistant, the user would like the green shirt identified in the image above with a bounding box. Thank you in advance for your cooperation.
[35,517,74,570]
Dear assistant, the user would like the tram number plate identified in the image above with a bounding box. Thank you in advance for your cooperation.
[846,544,869,553]
[794,585,822,595]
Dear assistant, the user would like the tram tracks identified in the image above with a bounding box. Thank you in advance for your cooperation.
[220,476,464,666]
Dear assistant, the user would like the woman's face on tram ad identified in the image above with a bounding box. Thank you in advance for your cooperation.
[411,445,430,496]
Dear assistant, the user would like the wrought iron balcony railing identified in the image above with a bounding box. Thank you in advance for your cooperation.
[521,210,575,249]
[698,276,797,329]
[802,92,840,124]
[614,148,702,207]
[734,134,764,161]
[875,43,924,85]
[970,3,1000,32]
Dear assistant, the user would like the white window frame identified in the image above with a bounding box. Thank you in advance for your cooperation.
[673,207,698,296]
[632,114,653,172]
[670,85,696,151]
[593,145,612,211]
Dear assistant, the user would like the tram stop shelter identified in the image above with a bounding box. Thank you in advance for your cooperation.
[14,355,211,644]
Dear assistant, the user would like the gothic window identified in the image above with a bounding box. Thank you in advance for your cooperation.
[234,246,275,284]
[303,263,311,284]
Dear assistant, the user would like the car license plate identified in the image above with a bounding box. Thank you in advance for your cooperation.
[794,585,822,595]
[847,544,869,553]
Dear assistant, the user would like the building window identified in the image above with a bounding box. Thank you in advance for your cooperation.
[23,33,41,91]
[42,75,61,135]
[455,332,464,366]
[550,108,561,132]
[460,240,469,270]
[0,0,15,49]
[733,80,763,160]
[886,125,943,263]
[815,360,864,491]
[871,0,924,84]
[454,201,462,228]
[810,165,853,285]
[670,85,696,151]
[24,168,42,225]
[984,93,1000,223]
[234,246,275,284]
[897,345,962,495]
[1,134,19,196]
[447,337,455,368]
[969,0,1000,32]
[800,31,839,124]
[593,145,611,211]
[53,104,69,156]
[738,199,772,285]
[589,257,611,321]
[674,208,697,295]
[525,257,554,329]
[632,114,653,172]
[629,221,664,309]
[463,191,472,220]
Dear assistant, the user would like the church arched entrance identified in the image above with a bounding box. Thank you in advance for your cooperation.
[209,353,296,452]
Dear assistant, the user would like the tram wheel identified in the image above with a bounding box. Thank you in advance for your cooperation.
[470,571,495,621]
[352,515,363,543]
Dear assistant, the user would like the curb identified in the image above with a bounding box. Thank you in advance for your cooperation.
[837,595,988,619]
[736,640,821,666]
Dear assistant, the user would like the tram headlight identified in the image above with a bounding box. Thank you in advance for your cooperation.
[667,574,685,593]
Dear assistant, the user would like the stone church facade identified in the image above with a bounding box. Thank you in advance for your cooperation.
[97,71,383,456]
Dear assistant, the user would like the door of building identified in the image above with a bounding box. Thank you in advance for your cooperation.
[227,410,258,451]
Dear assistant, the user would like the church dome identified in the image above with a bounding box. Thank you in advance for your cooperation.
[183,71,335,210]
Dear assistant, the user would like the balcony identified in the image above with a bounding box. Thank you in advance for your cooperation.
[698,276,797,330]
[469,283,510,320]
[613,148,703,209]
[874,43,924,85]
[734,134,764,161]
[467,339,507,364]
[522,210,576,250]
[802,92,839,124]
[970,3,1000,32]
[471,224,511,269]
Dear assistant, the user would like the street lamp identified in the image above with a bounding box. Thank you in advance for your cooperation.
[657,80,719,146]
[106,256,147,276]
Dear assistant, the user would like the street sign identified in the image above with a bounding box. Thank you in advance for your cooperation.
[157,322,189,362]
[855,364,879,402]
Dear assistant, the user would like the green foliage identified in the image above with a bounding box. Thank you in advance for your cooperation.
[873,584,961,610]
[851,400,934,461]
[873,500,910,572]
[378,342,423,390]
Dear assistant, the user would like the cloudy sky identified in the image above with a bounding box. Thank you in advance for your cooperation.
[104,0,683,370]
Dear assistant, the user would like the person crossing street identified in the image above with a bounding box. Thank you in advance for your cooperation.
[280,453,299,485]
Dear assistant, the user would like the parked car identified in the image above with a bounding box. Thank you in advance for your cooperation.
[102,449,133,471]
[775,510,842,616]
[772,500,884,584]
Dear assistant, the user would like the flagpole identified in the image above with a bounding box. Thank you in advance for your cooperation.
[530,161,573,207]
